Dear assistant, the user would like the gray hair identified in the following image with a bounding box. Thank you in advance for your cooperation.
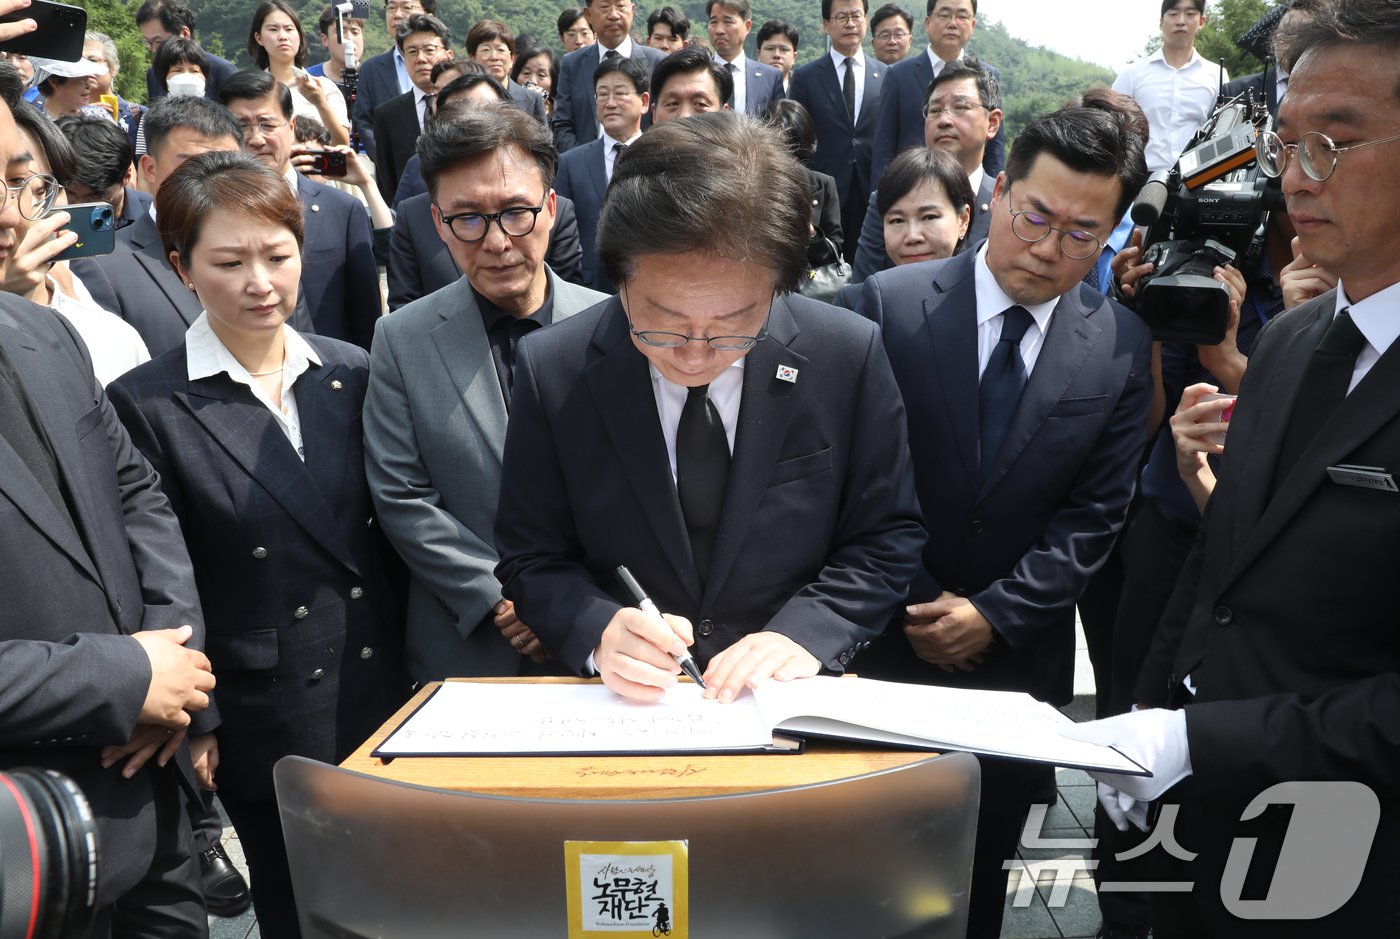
[85,31,120,76]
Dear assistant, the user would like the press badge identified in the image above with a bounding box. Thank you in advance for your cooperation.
[1325,464,1399,492]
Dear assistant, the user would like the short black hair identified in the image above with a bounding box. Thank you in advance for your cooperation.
[871,3,913,32]
[599,112,809,293]
[0,63,21,110]
[152,37,209,93]
[318,4,365,37]
[1160,0,1206,16]
[756,19,799,51]
[397,13,452,49]
[822,0,868,20]
[57,112,135,194]
[12,99,77,186]
[218,69,295,120]
[593,53,648,93]
[418,102,557,201]
[876,146,975,222]
[135,0,197,35]
[1276,0,1400,93]
[647,7,690,40]
[430,59,466,85]
[705,0,751,21]
[927,55,1001,110]
[557,7,588,38]
[142,94,244,158]
[1004,106,1147,222]
[511,45,560,91]
[649,45,733,107]
[763,98,815,161]
[433,68,507,118]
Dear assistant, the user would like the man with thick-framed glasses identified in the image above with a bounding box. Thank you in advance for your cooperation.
[856,105,1151,939]
[1069,3,1400,935]
[871,0,1004,188]
[555,55,649,292]
[494,112,924,710]
[365,103,606,684]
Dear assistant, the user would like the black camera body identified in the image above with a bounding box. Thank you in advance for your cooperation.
[1130,95,1284,344]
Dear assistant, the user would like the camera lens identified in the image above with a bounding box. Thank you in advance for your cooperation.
[0,769,97,939]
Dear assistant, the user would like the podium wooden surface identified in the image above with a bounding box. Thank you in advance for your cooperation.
[340,677,938,800]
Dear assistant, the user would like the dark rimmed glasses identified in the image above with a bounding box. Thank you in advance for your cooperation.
[624,294,774,351]
[436,194,548,243]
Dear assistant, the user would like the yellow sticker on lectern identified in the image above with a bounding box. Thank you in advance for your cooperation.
[564,840,688,938]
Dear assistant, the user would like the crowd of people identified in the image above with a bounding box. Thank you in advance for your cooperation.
[1,0,1398,937]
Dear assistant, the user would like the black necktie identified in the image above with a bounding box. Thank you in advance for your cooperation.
[979,305,1035,474]
[1272,308,1368,494]
[613,141,627,158]
[676,384,729,584]
[842,57,856,120]
[604,49,620,60]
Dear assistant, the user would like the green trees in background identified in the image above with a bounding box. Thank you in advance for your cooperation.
[1141,0,1275,80]
[81,0,150,102]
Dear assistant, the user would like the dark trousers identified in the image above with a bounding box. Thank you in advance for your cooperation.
[189,788,223,853]
[1093,500,1199,927]
[1077,527,1126,721]
[217,792,301,939]
[92,769,207,938]
[967,757,1056,939]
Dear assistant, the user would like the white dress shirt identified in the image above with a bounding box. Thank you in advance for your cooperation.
[1339,279,1400,394]
[603,130,642,184]
[925,45,965,78]
[1112,49,1229,173]
[185,313,321,460]
[274,70,351,130]
[649,357,744,482]
[717,52,750,114]
[972,243,1056,379]
[594,38,635,136]
[413,85,432,131]
[830,48,867,124]
[49,273,150,387]
[968,165,985,197]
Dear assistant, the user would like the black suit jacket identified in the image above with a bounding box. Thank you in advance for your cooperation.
[551,43,665,153]
[0,296,206,909]
[296,173,381,348]
[553,138,611,291]
[852,172,995,282]
[1218,69,1279,118]
[386,191,586,310]
[805,167,843,263]
[855,250,1153,704]
[494,295,926,675]
[107,334,408,801]
[789,54,884,234]
[373,89,423,204]
[351,49,405,158]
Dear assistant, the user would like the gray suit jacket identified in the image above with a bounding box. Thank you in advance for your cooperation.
[363,270,607,681]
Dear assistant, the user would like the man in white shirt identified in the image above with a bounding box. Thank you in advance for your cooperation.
[706,0,784,115]
[1113,0,1229,173]
[555,55,648,291]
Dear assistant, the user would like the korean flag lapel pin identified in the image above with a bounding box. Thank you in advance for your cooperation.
[776,364,799,384]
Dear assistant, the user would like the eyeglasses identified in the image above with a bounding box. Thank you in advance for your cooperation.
[142,34,170,52]
[437,194,547,243]
[238,118,288,137]
[403,43,444,59]
[385,2,422,13]
[2,174,61,221]
[595,89,636,102]
[624,295,773,350]
[593,2,633,16]
[828,12,865,25]
[1256,129,1400,183]
[874,29,910,42]
[922,98,983,119]
[1005,200,1102,260]
[932,9,974,22]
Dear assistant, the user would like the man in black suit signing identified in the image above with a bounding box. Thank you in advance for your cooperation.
[495,112,925,702]
[0,65,217,935]
[1067,2,1400,935]
[857,105,1152,938]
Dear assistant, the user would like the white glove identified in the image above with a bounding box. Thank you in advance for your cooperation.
[1059,707,1193,801]
[1096,780,1150,832]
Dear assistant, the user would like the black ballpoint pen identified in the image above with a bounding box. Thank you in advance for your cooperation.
[615,565,708,689]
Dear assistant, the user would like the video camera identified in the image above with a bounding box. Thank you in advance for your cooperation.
[1129,91,1284,344]
[0,769,96,939]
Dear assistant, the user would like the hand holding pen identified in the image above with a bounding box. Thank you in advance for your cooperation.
[591,565,706,702]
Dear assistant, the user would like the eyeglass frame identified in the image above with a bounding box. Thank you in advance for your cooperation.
[435,193,549,244]
[874,28,911,41]
[622,291,775,350]
[237,118,289,138]
[931,8,974,22]
[827,11,866,24]
[921,97,985,120]
[1256,129,1400,183]
[3,174,61,221]
[1004,197,1104,261]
